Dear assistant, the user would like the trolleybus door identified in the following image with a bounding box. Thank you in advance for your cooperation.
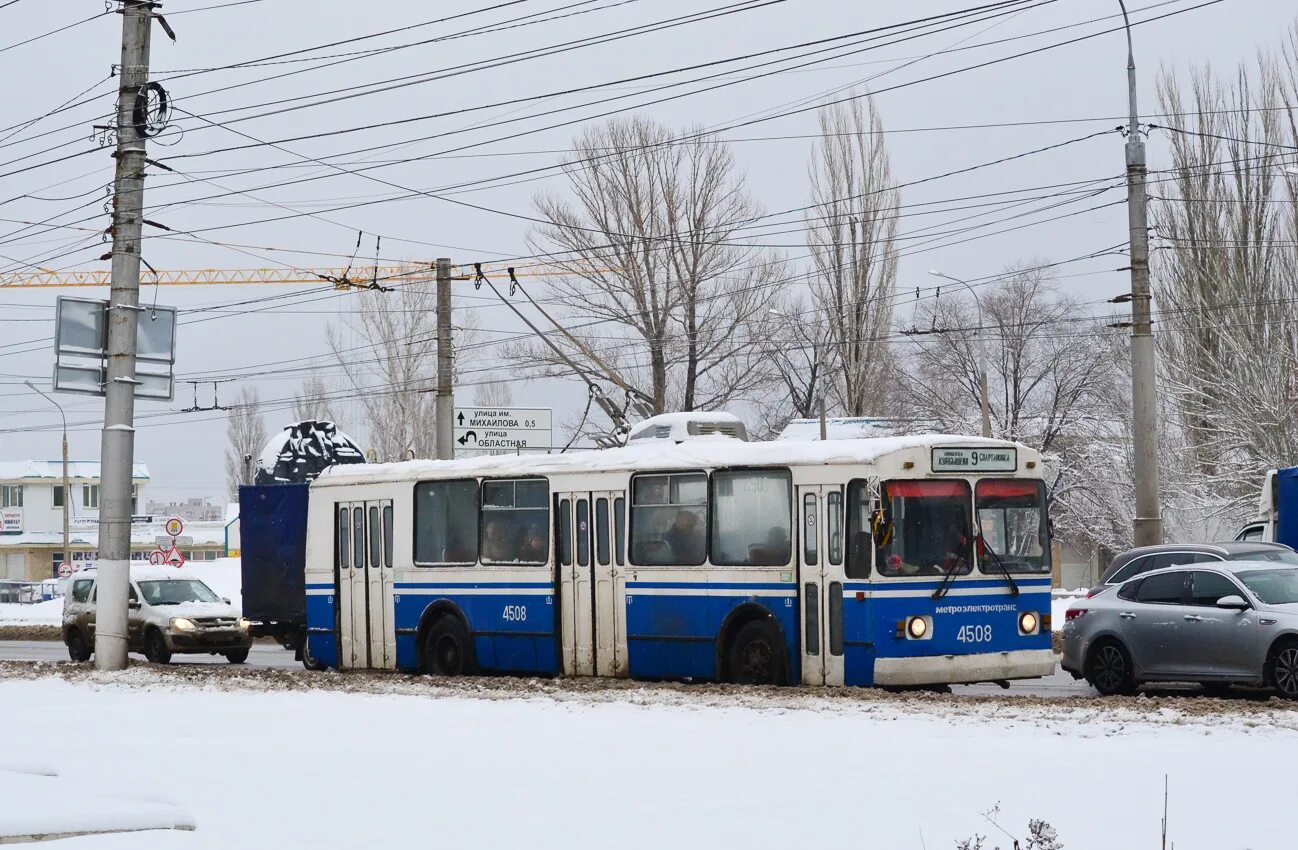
[591,491,628,677]
[557,493,596,676]
[797,485,846,686]
[340,503,366,668]
[339,500,394,670]
[365,500,395,670]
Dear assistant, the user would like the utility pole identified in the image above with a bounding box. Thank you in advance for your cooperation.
[435,258,454,460]
[1119,1,1163,546]
[96,0,155,670]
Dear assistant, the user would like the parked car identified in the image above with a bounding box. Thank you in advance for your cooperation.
[1089,541,1298,597]
[1061,560,1298,698]
[62,567,253,665]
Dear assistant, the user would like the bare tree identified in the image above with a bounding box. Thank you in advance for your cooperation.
[1153,26,1298,525]
[902,265,1110,452]
[900,265,1126,553]
[751,290,831,437]
[806,95,899,416]
[519,116,781,419]
[293,373,340,426]
[224,386,267,500]
[474,378,514,408]
[326,278,477,462]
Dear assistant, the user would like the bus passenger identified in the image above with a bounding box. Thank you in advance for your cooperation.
[664,510,705,564]
[518,525,547,563]
[482,518,511,563]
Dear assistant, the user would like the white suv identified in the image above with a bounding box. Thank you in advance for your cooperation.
[62,567,253,664]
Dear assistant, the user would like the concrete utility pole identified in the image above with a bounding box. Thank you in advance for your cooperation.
[25,383,69,578]
[435,258,454,460]
[96,0,155,670]
[1119,1,1163,546]
[929,270,992,438]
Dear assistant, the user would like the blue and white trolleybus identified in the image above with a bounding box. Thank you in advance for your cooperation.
[301,414,1055,687]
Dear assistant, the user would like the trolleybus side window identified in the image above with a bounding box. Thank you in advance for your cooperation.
[337,506,350,570]
[711,468,792,567]
[368,506,381,569]
[827,490,843,566]
[481,478,550,565]
[558,499,573,566]
[803,493,818,566]
[383,505,393,568]
[975,479,1048,574]
[875,480,973,577]
[352,507,365,569]
[614,497,626,566]
[631,472,707,566]
[845,480,873,578]
[414,479,479,565]
[595,498,611,566]
[576,500,591,566]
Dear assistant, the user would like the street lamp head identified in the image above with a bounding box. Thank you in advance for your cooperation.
[928,269,943,277]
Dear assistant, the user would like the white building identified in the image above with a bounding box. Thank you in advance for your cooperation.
[0,461,225,581]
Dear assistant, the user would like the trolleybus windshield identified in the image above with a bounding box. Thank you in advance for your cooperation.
[974,480,1049,574]
[875,480,972,577]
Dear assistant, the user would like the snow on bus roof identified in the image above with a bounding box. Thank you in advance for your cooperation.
[314,434,1030,487]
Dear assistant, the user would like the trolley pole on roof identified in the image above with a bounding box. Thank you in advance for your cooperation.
[435,258,455,460]
[1118,1,1163,546]
[96,0,156,671]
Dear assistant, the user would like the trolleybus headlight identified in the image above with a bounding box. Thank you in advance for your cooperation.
[906,616,928,639]
[1018,611,1039,635]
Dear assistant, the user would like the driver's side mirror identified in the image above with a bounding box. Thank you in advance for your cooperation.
[127,600,141,610]
[222,597,231,605]
[1216,594,1250,611]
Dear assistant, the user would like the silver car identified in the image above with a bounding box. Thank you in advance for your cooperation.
[1061,560,1298,697]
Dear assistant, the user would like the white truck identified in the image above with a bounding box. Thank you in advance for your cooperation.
[1239,469,1280,543]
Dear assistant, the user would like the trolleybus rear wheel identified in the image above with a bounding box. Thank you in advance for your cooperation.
[424,617,474,676]
[726,620,787,686]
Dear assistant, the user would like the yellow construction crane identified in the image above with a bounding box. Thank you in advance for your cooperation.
[0,265,437,289]
[0,264,583,289]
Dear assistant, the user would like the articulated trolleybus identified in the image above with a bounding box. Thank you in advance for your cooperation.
[303,414,1055,687]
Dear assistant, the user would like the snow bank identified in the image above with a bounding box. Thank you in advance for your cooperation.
[0,675,1292,849]
[0,763,193,840]
[0,597,63,626]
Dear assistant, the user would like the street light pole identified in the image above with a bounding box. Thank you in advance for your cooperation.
[25,382,69,578]
[1118,0,1163,546]
[929,271,992,438]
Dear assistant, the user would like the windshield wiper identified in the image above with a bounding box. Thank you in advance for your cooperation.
[979,535,1020,597]
[931,555,967,600]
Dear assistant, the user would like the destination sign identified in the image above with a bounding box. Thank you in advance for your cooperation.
[453,407,553,454]
[931,446,1018,473]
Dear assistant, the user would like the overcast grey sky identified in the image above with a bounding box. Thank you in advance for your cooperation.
[0,0,1291,504]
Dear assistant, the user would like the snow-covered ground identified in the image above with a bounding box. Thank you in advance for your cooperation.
[0,560,243,626]
[2,670,1293,849]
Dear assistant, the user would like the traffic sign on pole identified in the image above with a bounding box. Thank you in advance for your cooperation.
[453,407,553,454]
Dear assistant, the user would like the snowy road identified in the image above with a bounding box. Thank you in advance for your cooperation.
[0,641,299,669]
[0,641,1273,698]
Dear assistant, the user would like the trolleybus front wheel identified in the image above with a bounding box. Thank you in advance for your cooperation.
[726,620,787,686]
